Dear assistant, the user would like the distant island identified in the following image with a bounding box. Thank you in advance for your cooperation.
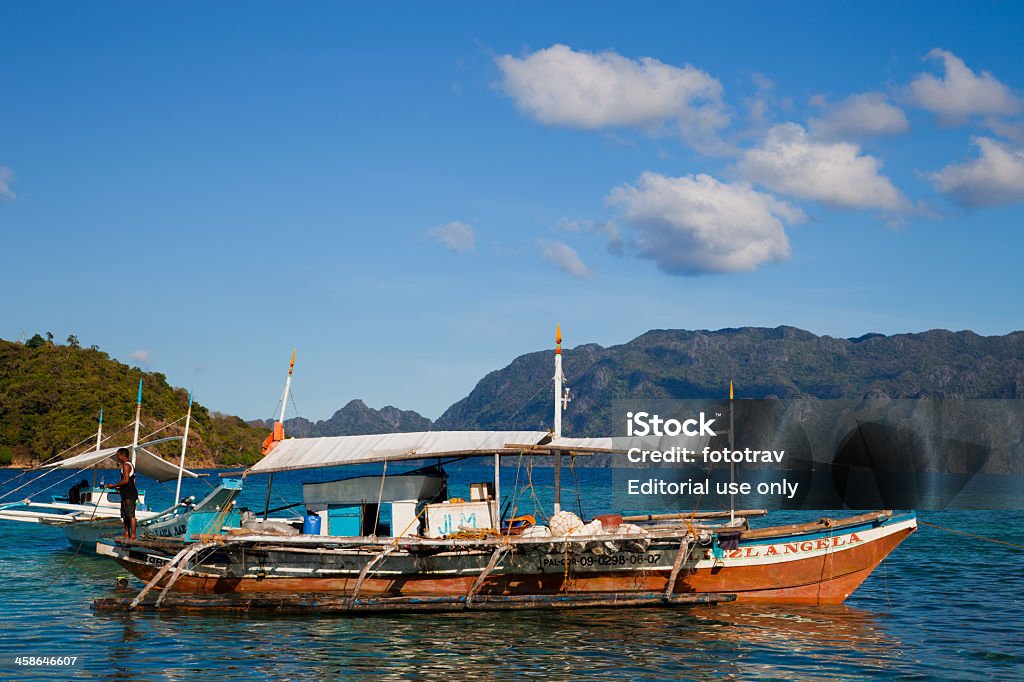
[0,335,260,467]
[2,327,1022,468]
[254,399,432,438]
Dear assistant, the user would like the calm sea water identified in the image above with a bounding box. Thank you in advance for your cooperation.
[0,465,1021,681]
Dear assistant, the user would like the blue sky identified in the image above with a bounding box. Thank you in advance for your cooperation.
[1,2,1023,421]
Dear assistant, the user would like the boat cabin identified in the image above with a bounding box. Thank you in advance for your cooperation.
[53,486,147,511]
[303,468,499,539]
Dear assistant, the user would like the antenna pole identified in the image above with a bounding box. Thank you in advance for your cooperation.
[493,452,501,528]
[729,380,735,524]
[553,325,563,514]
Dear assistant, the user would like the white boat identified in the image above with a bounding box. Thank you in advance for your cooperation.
[97,329,916,613]
[139,478,244,541]
[0,382,241,552]
[0,440,205,551]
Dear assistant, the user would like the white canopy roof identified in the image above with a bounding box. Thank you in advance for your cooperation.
[37,445,201,483]
[548,436,629,453]
[247,430,715,475]
[249,430,553,474]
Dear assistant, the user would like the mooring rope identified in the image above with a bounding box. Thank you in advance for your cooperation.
[392,503,429,547]
[500,451,530,542]
[569,454,584,519]
[882,558,891,609]
[919,520,1024,550]
[524,460,551,524]
[502,378,553,430]
[372,460,388,536]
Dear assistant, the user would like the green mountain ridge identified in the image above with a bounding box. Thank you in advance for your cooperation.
[435,326,1024,434]
[0,338,263,467]
[3,326,1023,468]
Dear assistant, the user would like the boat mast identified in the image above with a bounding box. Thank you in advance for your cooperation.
[279,349,296,426]
[174,391,194,503]
[263,350,296,520]
[729,380,735,524]
[553,324,563,514]
[493,450,501,526]
[92,406,103,487]
[130,380,143,466]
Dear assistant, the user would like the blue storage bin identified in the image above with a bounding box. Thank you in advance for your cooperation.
[303,512,322,535]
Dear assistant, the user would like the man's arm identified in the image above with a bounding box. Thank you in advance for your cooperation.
[107,462,131,489]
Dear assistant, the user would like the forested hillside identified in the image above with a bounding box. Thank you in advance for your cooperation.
[0,335,265,466]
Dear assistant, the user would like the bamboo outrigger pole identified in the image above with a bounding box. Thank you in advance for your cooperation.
[174,391,194,503]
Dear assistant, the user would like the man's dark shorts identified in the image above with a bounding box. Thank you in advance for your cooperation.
[120,497,137,521]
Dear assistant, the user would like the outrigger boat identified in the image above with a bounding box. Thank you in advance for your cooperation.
[0,384,244,551]
[0,442,192,549]
[95,330,917,612]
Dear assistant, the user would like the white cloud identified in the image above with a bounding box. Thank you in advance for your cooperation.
[496,44,728,146]
[751,73,774,92]
[908,49,1022,122]
[809,93,909,138]
[745,72,777,126]
[737,123,909,211]
[606,172,803,275]
[129,349,152,365]
[984,117,1024,144]
[0,167,15,201]
[426,221,476,253]
[554,217,628,255]
[539,240,592,279]
[930,136,1024,208]
[553,217,589,233]
[747,98,769,125]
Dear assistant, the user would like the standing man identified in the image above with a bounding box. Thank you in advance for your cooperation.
[106,447,139,539]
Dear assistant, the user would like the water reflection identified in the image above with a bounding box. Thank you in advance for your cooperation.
[106,603,896,681]
[103,616,145,681]
[3,469,1022,680]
